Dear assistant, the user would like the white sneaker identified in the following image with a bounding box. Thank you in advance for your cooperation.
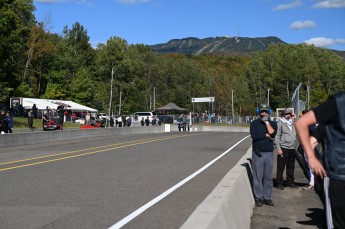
[303,184,314,190]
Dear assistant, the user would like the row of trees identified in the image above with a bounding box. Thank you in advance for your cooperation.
[1,0,345,116]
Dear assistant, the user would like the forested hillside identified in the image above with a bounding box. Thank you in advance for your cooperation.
[150,36,287,56]
[1,1,345,116]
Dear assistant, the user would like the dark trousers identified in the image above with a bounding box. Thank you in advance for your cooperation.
[2,125,8,133]
[58,117,64,125]
[276,148,296,185]
[28,119,33,129]
[330,178,345,229]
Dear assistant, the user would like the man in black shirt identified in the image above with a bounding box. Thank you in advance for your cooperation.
[250,105,277,207]
[56,103,64,130]
[145,116,150,126]
[0,110,6,134]
[295,92,345,229]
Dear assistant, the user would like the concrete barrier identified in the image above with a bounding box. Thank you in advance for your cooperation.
[172,125,250,133]
[0,125,249,148]
[180,147,254,229]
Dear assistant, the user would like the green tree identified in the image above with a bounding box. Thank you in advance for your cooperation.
[232,74,253,116]
[0,0,35,103]
[246,43,345,113]
[23,22,56,97]
[95,36,128,114]
[70,68,94,106]
[62,22,95,78]
[41,22,96,101]
[245,51,270,108]
[42,83,66,99]
[13,83,34,98]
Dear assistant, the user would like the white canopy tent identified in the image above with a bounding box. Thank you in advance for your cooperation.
[10,97,98,113]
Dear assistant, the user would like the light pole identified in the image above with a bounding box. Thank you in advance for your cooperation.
[267,89,270,107]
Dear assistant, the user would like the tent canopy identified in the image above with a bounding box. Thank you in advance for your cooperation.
[11,97,98,113]
[155,103,187,112]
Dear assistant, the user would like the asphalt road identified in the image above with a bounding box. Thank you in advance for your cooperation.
[0,132,251,229]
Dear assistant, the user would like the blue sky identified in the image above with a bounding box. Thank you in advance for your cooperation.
[33,0,345,51]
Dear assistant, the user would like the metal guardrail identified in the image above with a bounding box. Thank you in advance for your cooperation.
[133,115,269,125]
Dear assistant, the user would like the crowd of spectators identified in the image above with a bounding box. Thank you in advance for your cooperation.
[191,112,256,125]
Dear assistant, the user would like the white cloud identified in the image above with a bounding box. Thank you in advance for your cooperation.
[312,0,345,8]
[117,0,151,4]
[305,37,345,47]
[273,0,302,10]
[290,20,316,29]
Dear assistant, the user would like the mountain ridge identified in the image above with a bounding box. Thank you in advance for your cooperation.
[150,36,287,56]
[150,36,345,59]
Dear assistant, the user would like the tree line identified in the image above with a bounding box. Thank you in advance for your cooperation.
[1,0,345,116]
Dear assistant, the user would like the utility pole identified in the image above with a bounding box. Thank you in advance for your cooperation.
[231,90,234,116]
[153,87,156,111]
[119,89,122,116]
[149,95,152,111]
[267,89,270,107]
[108,67,114,117]
[307,85,310,110]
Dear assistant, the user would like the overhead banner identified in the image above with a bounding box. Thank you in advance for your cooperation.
[192,97,215,103]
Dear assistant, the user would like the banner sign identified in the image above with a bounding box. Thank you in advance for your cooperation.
[192,97,215,103]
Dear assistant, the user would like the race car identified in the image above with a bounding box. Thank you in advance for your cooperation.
[43,117,61,131]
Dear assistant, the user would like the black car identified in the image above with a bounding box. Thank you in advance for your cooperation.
[156,115,173,124]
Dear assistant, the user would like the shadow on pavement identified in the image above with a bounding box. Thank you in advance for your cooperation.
[297,207,325,228]
[250,151,324,229]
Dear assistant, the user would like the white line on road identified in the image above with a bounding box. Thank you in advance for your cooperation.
[109,135,251,229]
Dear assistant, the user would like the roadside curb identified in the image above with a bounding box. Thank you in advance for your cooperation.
[180,147,254,229]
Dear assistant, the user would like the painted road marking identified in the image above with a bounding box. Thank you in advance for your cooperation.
[0,134,202,172]
[0,135,182,166]
[108,135,251,229]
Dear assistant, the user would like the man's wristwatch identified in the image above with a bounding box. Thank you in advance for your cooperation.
[265,121,269,125]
